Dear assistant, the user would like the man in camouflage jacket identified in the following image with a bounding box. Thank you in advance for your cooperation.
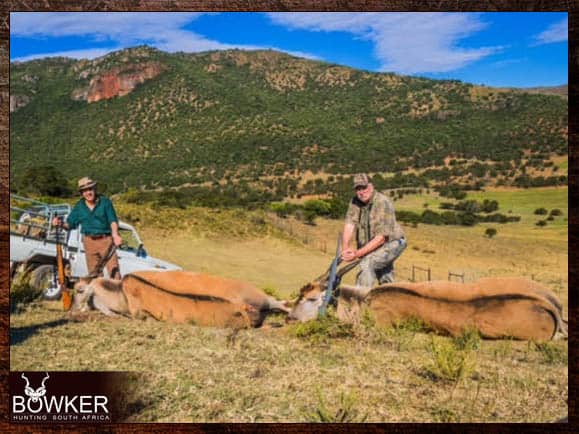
[341,173,407,287]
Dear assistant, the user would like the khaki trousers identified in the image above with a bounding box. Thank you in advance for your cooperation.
[83,235,120,279]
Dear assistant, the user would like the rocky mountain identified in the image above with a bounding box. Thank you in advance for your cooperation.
[10,46,567,193]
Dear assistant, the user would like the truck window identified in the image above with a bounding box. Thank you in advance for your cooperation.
[118,227,140,252]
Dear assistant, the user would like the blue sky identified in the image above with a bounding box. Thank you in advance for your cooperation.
[10,12,567,88]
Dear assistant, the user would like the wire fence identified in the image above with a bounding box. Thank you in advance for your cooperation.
[268,214,478,283]
[266,213,565,290]
[269,214,329,253]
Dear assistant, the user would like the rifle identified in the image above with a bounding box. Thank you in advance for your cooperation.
[88,243,117,279]
[55,219,71,310]
[318,233,342,318]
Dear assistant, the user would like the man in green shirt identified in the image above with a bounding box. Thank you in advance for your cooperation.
[341,173,406,287]
[52,177,122,279]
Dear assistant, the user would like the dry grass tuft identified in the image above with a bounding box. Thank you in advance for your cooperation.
[302,389,368,422]
[425,336,477,383]
[10,265,42,313]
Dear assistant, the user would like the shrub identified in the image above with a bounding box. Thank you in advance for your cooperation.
[425,336,476,382]
[531,341,567,365]
[261,286,281,299]
[269,202,294,218]
[485,228,497,238]
[534,208,548,215]
[536,220,547,227]
[421,209,443,225]
[550,208,563,217]
[16,165,72,197]
[288,313,355,344]
[453,327,481,351]
[303,389,368,423]
[10,266,42,312]
[392,316,431,333]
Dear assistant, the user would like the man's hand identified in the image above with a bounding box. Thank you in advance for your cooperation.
[341,248,358,262]
[112,233,123,247]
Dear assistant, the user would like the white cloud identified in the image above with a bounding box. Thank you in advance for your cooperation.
[12,48,116,62]
[10,12,320,62]
[10,12,203,40]
[267,12,501,74]
[490,58,525,69]
[533,18,567,45]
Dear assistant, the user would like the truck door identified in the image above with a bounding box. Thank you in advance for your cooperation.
[68,227,89,278]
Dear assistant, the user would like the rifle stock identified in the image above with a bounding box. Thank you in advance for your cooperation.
[55,223,71,310]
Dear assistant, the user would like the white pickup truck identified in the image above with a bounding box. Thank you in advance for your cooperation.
[10,194,181,299]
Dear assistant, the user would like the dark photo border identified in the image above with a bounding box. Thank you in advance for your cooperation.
[1,1,575,432]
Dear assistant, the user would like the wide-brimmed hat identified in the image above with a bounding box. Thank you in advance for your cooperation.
[78,177,97,191]
[352,173,370,189]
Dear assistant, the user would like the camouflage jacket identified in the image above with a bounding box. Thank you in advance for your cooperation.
[344,191,405,248]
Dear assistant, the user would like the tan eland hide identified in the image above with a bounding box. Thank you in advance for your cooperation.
[119,270,288,328]
[361,277,567,340]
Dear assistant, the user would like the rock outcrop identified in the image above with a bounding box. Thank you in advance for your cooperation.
[72,62,165,103]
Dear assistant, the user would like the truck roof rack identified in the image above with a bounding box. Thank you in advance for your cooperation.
[10,194,72,241]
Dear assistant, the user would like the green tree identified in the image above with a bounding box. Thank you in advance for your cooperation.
[17,165,72,197]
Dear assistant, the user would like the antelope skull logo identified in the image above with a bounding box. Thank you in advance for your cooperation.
[21,373,49,402]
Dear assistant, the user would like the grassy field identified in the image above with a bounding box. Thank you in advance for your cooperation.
[10,186,568,422]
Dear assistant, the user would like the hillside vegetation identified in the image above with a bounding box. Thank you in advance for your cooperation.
[11,46,567,198]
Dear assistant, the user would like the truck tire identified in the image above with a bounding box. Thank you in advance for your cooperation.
[30,264,62,300]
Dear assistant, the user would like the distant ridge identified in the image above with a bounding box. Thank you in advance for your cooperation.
[10,46,567,192]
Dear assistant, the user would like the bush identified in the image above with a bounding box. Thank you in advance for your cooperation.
[10,266,42,312]
[531,341,567,365]
[396,210,421,225]
[453,327,481,351]
[303,389,368,423]
[391,316,432,333]
[288,313,356,344]
[536,220,547,227]
[550,208,563,217]
[421,210,443,225]
[485,228,497,238]
[534,208,548,215]
[261,286,281,299]
[269,202,296,218]
[16,165,72,197]
[425,336,476,382]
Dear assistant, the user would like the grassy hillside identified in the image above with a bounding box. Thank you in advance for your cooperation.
[11,46,567,194]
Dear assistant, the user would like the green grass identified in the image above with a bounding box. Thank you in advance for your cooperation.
[394,186,568,242]
[467,187,567,221]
